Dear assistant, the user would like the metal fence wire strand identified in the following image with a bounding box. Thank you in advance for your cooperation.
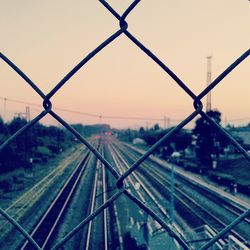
[0,0,249,249]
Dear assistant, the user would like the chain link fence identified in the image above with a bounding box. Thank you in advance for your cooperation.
[0,1,249,249]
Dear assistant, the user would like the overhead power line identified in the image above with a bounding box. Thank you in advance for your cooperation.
[0,96,181,122]
[226,117,250,122]
[1,96,249,124]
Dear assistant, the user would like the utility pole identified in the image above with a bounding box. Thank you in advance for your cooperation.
[3,97,7,121]
[163,116,170,129]
[164,116,167,129]
[206,56,212,112]
[26,106,30,121]
[15,107,29,120]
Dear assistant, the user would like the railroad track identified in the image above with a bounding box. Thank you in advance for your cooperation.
[19,151,91,249]
[1,136,248,249]
[125,143,250,214]
[103,145,124,250]
[108,143,186,247]
[110,144,169,218]
[142,160,250,246]
[2,139,126,249]
[113,140,250,248]
[82,154,106,250]
[80,144,124,250]
[0,146,86,243]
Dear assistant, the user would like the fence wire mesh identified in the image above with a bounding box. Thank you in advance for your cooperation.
[0,0,249,249]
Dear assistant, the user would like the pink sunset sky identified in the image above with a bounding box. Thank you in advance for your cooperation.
[0,0,249,129]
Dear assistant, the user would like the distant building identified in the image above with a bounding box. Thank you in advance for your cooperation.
[132,138,146,146]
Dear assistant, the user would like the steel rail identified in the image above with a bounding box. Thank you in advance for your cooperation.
[20,152,91,249]
[109,146,146,203]
[119,141,250,248]
[149,166,250,247]
[110,143,186,229]
[109,143,188,248]
[84,144,111,250]
[0,147,85,237]
[101,146,109,250]
[111,144,166,214]
[85,162,99,249]
[199,209,250,250]
[124,143,250,215]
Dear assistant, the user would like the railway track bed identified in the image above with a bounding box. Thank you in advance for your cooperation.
[0,137,249,250]
[0,146,86,249]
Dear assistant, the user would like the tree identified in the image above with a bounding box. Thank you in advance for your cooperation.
[193,110,226,168]
[7,117,31,161]
[153,123,160,131]
[139,127,145,137]
[8,117,27,134]
[174,131,192,152]
[0,117,72,173]
[0,117,7,144]
[0,116,6,133]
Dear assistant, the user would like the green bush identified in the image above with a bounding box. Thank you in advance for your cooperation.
[35,146,52,158]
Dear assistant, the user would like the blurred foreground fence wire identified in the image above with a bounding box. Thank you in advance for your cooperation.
[0,0,249,249]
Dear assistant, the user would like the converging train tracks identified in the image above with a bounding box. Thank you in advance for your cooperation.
[1,141,125,250]
[0,136,249,250]
[112,140,250,249]
[82,146,110,250]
